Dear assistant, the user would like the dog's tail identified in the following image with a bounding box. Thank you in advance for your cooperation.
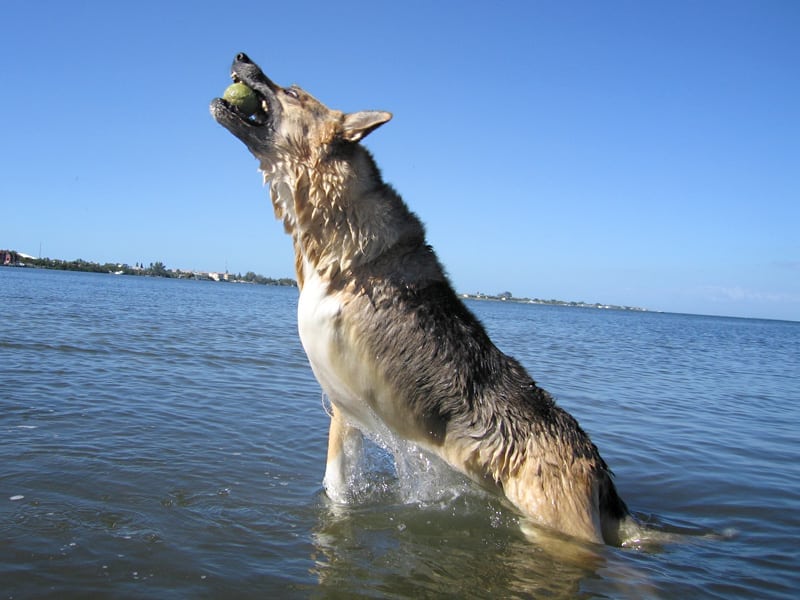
[599,466,632,545]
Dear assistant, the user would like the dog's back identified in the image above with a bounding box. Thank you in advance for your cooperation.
[212,53,630,544]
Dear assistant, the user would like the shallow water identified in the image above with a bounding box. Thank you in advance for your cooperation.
[1,268,798,598]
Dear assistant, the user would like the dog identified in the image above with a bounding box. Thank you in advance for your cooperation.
[210,53,630,545]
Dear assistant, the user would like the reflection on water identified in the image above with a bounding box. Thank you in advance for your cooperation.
[305,420,592,594]
[307,432,726,599]
[311,502,601,599]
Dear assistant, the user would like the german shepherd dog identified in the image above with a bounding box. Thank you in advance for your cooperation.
[211,53,630,545]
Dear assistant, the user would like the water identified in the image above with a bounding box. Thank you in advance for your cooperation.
[1,268,798,599]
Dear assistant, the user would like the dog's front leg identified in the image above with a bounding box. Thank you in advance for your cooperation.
[322,404,363,503]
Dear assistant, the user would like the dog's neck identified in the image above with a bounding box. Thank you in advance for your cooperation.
[262,144,425,290]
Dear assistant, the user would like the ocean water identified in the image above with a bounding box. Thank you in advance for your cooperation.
[1,267,798,599]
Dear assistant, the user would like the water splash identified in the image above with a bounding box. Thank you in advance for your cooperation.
[617,511,734,551]
[333,422,476,510]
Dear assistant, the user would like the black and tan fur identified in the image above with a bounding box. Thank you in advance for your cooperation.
[211,53,630,544]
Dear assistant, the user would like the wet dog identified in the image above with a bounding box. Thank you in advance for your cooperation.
[211,53,629,544]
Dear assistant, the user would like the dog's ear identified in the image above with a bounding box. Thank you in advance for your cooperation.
[341,111,392,142]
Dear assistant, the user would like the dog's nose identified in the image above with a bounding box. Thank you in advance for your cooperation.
[236,52,251,63]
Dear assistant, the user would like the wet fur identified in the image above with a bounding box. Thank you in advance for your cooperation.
[211,53,629,544]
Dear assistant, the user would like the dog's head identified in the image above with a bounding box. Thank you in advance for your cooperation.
[210,53,391,168]
[211,54,429,286]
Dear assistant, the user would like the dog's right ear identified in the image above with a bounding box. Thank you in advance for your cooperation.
[341,110,392,142]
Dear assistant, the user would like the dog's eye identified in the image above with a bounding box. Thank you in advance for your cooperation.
[284,88,299,100]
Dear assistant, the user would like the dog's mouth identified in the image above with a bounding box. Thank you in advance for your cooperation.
[210,53,281,142]
[223,72,271,127]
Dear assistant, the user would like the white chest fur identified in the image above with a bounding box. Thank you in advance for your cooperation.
[296,271,384,433]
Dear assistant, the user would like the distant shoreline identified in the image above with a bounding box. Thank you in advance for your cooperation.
[3,249,648,311]
[461,293,649,313]
[0,250,296,288]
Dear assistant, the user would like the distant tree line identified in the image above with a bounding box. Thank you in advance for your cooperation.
[241,271,296,286]
[3,253,296,287]
[22,256,136,274]
[465,291,647,312]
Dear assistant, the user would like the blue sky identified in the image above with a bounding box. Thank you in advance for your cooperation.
[1,1,798,321]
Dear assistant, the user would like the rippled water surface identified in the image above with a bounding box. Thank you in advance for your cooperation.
[2,268,798,598]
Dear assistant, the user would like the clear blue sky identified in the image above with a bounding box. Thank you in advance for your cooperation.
[2,0,798,321]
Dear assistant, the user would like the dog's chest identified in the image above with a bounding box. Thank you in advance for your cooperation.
[296,274,342,367]
[296,271,384,428]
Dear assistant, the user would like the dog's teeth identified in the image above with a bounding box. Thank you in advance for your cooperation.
[262,99,269,112]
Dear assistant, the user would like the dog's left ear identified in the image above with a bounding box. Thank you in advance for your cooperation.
[341,110,392,142]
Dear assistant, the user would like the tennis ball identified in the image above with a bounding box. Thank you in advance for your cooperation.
[223,82,259,116]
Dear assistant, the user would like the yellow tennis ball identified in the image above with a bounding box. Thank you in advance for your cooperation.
[223,82,259,116]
